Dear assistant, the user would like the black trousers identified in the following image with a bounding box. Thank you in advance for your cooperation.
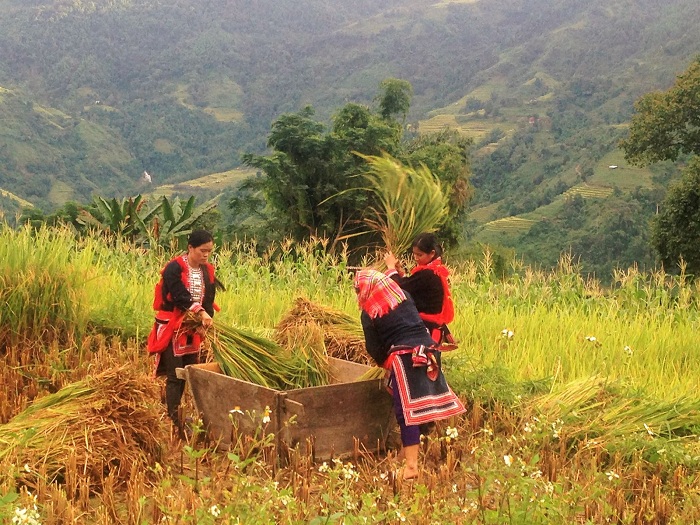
[159,344,199,427]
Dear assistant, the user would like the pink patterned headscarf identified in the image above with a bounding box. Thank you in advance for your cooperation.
[354,269,406,319]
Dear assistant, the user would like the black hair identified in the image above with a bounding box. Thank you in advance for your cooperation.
[187,229,214,248]
[412,232,443,258]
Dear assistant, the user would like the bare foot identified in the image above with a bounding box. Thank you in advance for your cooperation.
[402,465,419,480]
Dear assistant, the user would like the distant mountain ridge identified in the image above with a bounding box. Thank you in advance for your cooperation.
[1,0,699,275]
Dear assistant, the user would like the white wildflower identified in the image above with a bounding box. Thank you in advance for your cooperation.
[209,505,221,518]
[605,470,619,481]
[12,505,41,525]
[446,426,459,440]
[504,455,513,467]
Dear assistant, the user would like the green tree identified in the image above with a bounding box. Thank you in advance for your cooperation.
[621,56,700,274]
[376,78,413,122]
[650,158,700,275]
[241,106,347,240]
[621,57,700,166]
[240,100,403,247]
[18,201,85,231]
[238,80,473,252]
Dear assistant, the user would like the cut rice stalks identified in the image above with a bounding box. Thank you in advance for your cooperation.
[0,365,164,493]
[356,152,449,256]
[525,376,700,446]
[354,366,388,382]
[208,321,332,390]
[275,297,371,365]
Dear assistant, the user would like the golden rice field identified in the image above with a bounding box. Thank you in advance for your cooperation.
[417,114,495,140]
[482,216,537,232]
[562,183,615,200]
[150,167,257,198]
[3,225,700,524]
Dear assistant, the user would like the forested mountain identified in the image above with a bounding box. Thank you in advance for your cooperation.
[1,0,699,276]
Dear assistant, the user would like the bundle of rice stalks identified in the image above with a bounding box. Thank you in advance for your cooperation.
[526,376,700,444]
[275,297,371,365]
[354,366,388,382]
[274,323,333,388]
[209,323,300,390]
[356,152,449,256]
[209,321,332,390]
[0,365,164,493]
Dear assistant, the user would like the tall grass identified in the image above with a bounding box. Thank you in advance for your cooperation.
[3,226,700,400]
[0,225,93,346]
[447,253,700,400]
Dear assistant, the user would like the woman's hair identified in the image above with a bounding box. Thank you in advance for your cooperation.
[188,229,214,248]
[412,232,443,258]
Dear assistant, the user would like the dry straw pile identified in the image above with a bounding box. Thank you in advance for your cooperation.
[0,364,165,493]
[274,297,370,365]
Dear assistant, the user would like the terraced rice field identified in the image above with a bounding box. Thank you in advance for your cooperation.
[418,114,495,139]
[0,187,33,208]
[562,183,614,200]
[483,216,536,232]
[152,167,256,196]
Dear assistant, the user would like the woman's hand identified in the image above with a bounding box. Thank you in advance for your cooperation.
[384,252,404,276]
[384,252,398,270]
[199,311,213,329]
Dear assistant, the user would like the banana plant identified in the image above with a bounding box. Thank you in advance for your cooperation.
[150,195,219,249]
[77,195,162,242]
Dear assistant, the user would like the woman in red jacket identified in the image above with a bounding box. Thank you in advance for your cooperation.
[384,233,455,345]
[147,230,220,437]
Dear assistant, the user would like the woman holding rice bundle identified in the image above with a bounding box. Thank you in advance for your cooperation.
[354,268,465,480]
[147,230,220,437]
[384,232,455,345]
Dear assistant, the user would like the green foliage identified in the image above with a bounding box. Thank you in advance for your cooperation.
[239,81,472,253]
[241,106,351,241]
[240,100,403,247]
[621,56,700,165]
[620,57,700,274]
[153,195,219,250]
[376,77,412,121]
[77,194,161,242]
[651,158,700,275]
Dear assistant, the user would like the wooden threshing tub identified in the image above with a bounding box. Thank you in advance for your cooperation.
[180,357,396,460]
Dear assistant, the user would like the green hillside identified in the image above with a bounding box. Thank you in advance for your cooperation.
[0,0,699,276]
